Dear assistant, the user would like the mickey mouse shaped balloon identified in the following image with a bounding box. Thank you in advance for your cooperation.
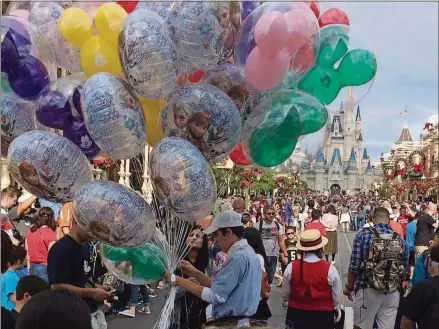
[297,24,377,107]
[1,16,50,101]
[57,2,127,77]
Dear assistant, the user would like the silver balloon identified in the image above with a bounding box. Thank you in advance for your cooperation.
[135,1,181,41]
[7,130,92,202]
[161,84,242,162]
[81,73,146,159]
[175,1,236,72]
[73,180,157,248]
[119,9,178,100]
[1,92,46,157]
[149,137,217,222]
[28,2,81,72]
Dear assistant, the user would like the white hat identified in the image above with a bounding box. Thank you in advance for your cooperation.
[204,210,243,235]
[296,229,328,251]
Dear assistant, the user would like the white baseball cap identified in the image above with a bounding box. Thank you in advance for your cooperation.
[204,210,243,235]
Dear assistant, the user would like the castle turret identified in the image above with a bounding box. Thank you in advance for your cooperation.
[364,160,374,189]
[347,147,358,188]
[395,124,413,145]
[314,152,325,191]
[361,146,369,174]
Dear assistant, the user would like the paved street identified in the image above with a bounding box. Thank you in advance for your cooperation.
[107,231,357,329]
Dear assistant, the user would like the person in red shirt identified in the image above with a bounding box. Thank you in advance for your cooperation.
[282,229,342,329]
[25,208,57,284]
[305,209,327,237]
[397,205,414,238]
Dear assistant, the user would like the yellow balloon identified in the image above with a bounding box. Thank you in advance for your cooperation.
[94,3,128,46]
[80,37,123,77]
[58,7,93,47]
[139,97,166,147]
[57,3,127,77]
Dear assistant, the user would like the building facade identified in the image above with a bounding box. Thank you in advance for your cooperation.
[301,89,380,193]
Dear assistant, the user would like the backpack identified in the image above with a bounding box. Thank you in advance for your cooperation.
[259,219,281,234]
[360,227,405,294]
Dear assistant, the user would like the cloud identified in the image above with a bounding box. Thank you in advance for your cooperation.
[334,2,438,162]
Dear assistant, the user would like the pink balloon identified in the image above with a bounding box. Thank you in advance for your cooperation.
[9,9,29,21]
[254,11,289,58]
[284,9,317,55]
[290,41,315,74]
[245,46,290,92]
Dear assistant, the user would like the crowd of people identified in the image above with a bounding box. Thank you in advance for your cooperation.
[1,185,439,329]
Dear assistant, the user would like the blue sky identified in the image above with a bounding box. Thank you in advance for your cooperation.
[324,1,438,161]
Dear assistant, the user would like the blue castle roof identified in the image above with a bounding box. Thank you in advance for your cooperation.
[358,132,363,141]
[330,115,343,133]
[356,105,361,121]
[366,160,373,173]
[362,148,368,160]
[330,148,342,166]
[347,148,358,170]
[316,152,325,163]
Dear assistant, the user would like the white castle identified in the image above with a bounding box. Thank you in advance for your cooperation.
[301,88,380,193]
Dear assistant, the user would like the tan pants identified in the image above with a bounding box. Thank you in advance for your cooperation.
[415,246,428,260]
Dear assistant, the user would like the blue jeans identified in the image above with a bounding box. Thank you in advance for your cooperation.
[266,256,278,285]
[129,285,149,306]
[351,215,358,230]
[29,263,49,284]
[357,217,365,229]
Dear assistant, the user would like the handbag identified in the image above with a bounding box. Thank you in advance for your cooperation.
[251,297,272,321]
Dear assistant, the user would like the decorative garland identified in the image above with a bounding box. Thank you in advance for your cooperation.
[391,182,408,195]
[232,166,262,187]
[393,158,408,179]
[412,179,438,195]
[91,157,115,171]
[407,150,426,179]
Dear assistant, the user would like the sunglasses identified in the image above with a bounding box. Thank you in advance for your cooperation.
[286,232,295,235]
[266,212,275,216]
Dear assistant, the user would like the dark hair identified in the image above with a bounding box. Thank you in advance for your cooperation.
[31,207,56,233]
[311,209,321,220]
[9,245,26,265]
[244,227,268,273]
[326,204,336,215]
[241,213,251,225]
[16,290,92,329]
[263,205,274,213]
[373,207,390,220]
[423,227,439,261]
[16,275,48,300]
[184,225,209,273]
[285,226,296,233]
[307,200,315,208]
[1,230,13,273]
[218,226,245,238]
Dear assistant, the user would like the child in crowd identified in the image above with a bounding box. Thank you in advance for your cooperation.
[280,226,300,307]
[1,246,27,311]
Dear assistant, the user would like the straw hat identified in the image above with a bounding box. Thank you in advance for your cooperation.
[296,229,328,251]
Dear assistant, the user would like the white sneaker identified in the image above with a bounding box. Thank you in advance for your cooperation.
[331,261,336,265]
[119,309,135,318]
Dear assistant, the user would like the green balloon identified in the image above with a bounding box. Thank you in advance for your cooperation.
[130,243,167,283]
[101,244,132,263]
[297,25,377,106]
[1,73,13,93]
[301,106,329,135]
[249,132,298,167]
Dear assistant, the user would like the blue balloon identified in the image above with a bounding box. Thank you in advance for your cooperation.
[161,84,242,162]
[149,137,217,222]
[63,120,101,160]
[81,73,146,160]
[7,130,92,202]
[73,180,157,248]
[241,1,261,20]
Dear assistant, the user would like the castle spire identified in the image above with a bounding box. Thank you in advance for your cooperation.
[362,148,368,160]
[366,160,373,173]
[356,105,361,121]
[347,147,358,170]
[395,124,413,144]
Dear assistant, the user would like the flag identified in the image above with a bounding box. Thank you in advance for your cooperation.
[400,107,408,116]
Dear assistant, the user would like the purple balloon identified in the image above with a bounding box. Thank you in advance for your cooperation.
[7,55,50,101]
[1,32,20,73]
[36,90,74,129]
[1,17,31,56]
[63,121,101,159]
[70,86,83,120]
[242,2,260,20]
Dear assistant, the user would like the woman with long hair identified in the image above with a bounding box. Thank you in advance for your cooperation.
[245,227,271,324]
[321,205,338,263]
[25,207,56,283]
[172,225,209,329]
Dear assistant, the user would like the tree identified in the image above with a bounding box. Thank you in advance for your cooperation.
[251,172,275,194]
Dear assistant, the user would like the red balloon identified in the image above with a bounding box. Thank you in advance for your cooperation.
[188,70,205,83]
[117,1,138,13]
[306,2,320,19]
[290,42,315,73]
[318,8,349,27]
[230,144,251,166]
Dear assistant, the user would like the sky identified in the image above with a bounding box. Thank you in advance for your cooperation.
[323,1,438,162]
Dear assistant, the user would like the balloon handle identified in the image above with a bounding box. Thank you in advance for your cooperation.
[152,286,176,329]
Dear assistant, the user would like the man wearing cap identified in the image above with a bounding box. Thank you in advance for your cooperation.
[400,245,439,329]
[282,229,342,329]
[166,210,262,327]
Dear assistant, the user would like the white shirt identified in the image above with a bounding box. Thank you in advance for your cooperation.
[257,254,266,273]
[282,253,342,308]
